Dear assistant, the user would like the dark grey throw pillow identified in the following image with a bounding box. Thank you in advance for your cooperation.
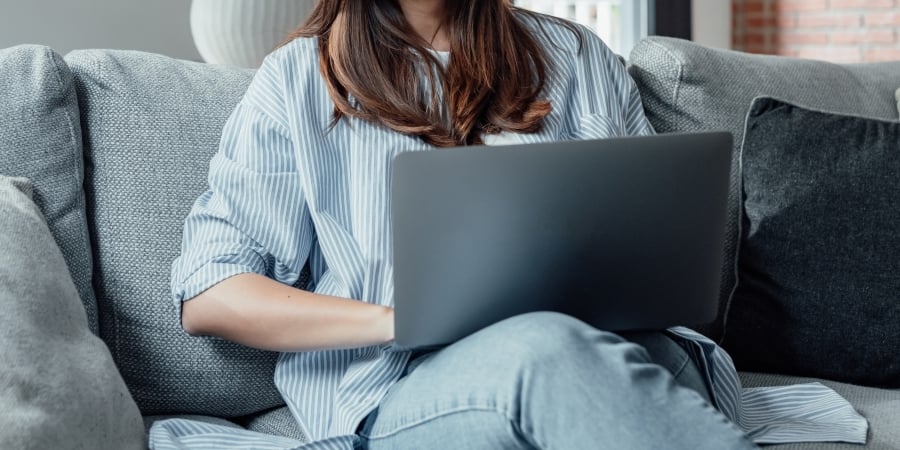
[722,97,900,387]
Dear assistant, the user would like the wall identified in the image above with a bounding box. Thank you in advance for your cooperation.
[0,0,200,60]
[694,0,733,48]
[732,0,900,62]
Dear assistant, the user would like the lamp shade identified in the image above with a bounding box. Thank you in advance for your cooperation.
[190,0,315,68]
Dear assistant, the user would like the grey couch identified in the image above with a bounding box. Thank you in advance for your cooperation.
[0,36,898,449]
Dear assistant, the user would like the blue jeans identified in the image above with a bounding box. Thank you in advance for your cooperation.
[357,312,757,449]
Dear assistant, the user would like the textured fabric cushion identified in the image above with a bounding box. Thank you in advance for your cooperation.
[628,37,900,342]
[723,98,900,387]
[741,372,900,450]
[237,407,308,443]
[0,45,98,334]
[0,176,145,450]
[65,49,284,416]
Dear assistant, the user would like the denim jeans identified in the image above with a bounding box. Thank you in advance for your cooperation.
[357,312,757,450]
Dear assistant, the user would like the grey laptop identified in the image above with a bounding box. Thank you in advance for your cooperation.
[391,131,732,349]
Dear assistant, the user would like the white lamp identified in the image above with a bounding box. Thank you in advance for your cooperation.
[190,0,316,68]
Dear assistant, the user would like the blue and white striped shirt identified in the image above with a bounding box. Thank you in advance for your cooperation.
[150,14,866,450]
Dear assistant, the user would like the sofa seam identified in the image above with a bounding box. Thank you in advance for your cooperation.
[78,51,123,358]
[46,46,100,337]
[642,38,686,110]
[718,98,756,347]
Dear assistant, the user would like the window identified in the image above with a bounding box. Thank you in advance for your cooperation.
[514,0,650,56]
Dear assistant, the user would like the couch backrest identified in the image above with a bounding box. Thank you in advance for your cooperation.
[0,45,99,335]
[65,49,285,417]
[628,36,900,341]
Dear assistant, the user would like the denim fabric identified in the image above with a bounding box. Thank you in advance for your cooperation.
[357,312,756,450]
[628,37,900,342]
[724,97,900,387]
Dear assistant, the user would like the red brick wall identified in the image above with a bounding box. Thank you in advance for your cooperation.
[732,0,900,62]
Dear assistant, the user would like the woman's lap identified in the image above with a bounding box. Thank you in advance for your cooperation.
[357,312,755,450]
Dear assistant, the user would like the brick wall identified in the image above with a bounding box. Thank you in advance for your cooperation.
[732,0,900,62]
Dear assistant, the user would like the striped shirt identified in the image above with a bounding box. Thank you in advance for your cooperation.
[149,14,867,450]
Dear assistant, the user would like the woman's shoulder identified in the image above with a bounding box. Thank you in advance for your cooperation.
[258,36,320,78]
[514,10,619,64]
[514,10,586,55]
[241,36,328,124]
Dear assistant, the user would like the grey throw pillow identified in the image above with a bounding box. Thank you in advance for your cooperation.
[0,176,145,450]
[721,97,900,387]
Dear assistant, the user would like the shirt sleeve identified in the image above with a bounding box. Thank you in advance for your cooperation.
[571,28,655,138]
[171,54,315,316]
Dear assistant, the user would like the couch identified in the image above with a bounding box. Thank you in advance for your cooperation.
[0,36,898,449]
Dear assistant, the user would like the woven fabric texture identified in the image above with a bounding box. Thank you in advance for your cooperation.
[0,45,98,334]
[627,37,900,342]
[65,49,285,417]
[0,176,145,450]
[740,372,900,450]
[237,407,308,443]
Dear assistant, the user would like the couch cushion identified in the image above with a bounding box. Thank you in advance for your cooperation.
[65,49,284,416]
[236,407,308,443]
[723,98,900,387]
[0,176,145,450]
[628,37,900,342]
[0,45,98,334]
[741,372,900,450]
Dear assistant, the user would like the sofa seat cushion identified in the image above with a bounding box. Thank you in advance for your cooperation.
[236,407,308,442]
[627,37,900,342]
[0,45,98,334]
[65,49,284,416]
[0,176,145,450]
[740,372,900,450]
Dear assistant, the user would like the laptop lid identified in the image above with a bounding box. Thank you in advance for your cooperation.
[391,131,732,349]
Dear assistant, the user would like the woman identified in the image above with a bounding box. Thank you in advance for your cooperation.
[150,1,761,448]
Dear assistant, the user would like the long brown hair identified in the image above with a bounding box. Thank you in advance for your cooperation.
[281,0,579,147]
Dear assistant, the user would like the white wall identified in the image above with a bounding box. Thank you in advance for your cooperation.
[692,0,731,49]
[1,0,730,59]
[0,0,201,60]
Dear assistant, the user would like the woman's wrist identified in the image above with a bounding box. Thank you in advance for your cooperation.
[376,305,395,345]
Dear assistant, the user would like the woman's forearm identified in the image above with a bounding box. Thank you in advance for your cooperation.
[181,273,394,352]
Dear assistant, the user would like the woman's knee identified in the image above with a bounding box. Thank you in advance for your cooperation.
[458,312,629,368]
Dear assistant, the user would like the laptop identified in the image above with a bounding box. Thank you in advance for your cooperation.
[390,131,732,349]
